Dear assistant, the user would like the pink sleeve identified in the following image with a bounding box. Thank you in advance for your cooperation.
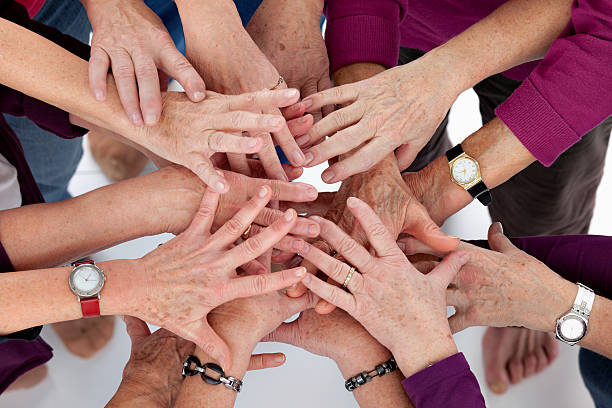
[324,0,408,73]
[496,0,612,166]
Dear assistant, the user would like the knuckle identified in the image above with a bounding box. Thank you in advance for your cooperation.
[267,181,282,199]
[258,209,277,226]
[134,62,158,79]
[330,261,347,279]
[368,222,389,240]
[230,111,247,128]
[224,217,245,235]
[251,275,269,294]
[465,306,479,323]
[331,111,346,128]
[204,342,216,357]
[196,205,215,220]
[244,236,263,254]
[338,236,359,255]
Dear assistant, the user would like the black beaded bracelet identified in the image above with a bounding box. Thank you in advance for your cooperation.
[345,358,398,391]
[182,355,243,393]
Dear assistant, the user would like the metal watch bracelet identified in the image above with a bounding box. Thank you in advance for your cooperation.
[345,358,398,391]
[182,355,243,393]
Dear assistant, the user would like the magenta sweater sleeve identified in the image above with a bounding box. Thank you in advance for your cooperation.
[495,0,612,166]
[323,0,408,73]
[402,353,486,407]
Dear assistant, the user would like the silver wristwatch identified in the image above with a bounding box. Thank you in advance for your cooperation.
[555,283,595,346]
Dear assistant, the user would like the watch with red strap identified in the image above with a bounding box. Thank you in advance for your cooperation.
[69,260,106,318]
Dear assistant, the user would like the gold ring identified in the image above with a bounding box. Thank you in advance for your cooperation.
[241,224,253,240]
[343,266,357,289]
[271,76,285,90]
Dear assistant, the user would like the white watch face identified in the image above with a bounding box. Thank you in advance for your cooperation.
[560,316,586,341]
[71,265,103,295]
[452,157,479,185]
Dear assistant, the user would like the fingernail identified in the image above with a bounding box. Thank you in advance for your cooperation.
[292,150,305,165]
[303,152,314,165]
[269,117,284,128]
[274,354,285,363]
[289,256,303,268]
[248,138,259,148]
[493,222,503,234]
[94,90,104,101]
[194,91,205,100]
[144,113,158,126]
[294,267,306,277]
[296,134,311,147]
[292,240,304,252]
[303,273,311,283]
[308,224,318,236]
[131,113,143,126]
[284,210,294,221]
[346,197,358,208]
[302,98,313,109]
[284,89,299,98]
[490,381,508,394]
[397,241,406,252]
[322,170,335,183]
[258,186,267,197]
[306,187,317,200]
[215,180,226,192]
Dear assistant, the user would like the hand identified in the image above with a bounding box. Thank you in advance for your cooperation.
[136,89,299,192]
[247,0,332,122]
[84,0,206,126]
[128,185,307,369]
[399,223,576,333]
[301,55,461,181]
[296,197,468,377]
[140,165,320,239]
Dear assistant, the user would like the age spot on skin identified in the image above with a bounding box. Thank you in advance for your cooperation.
[279,43,286,51]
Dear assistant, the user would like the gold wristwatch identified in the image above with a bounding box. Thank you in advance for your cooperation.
[446,144,492,206]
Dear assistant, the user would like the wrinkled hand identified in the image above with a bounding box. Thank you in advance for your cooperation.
[85,0,206,125]
[247,0,332,122]
[295,197,468,377]
[137,89,299,192]
[301,56,459,181]
[399,223,576,334]
[130,186,307,369]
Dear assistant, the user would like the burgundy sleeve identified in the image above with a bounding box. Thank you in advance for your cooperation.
[324,0,408,72]
[0,0,89,139]
[402,353,486,408]
[495,0,612,166]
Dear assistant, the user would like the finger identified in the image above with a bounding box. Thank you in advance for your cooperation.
[227,153,251,176]
[108,48,143,126]
[403,201,460,253]
[321,137,394,182]
[254,132,289,181]
[186,188,219,238]
[301,79,322,122]
[89,46,110,102]
[446,288,469,309]
[207,131,264,154]
[246,159,302,180]
[448,311,468,334]
[302,84,358,113]
[211,185,272,249]
[255,209,320,237]
[318,75,335,118]
[345,197,402,257]
[314,276,343,314]
[132,52,162,125]
[428,251,469,288]
[281,101,307,121]
[220,267,307,302]
[191,325,232,371]
[301,273,357,315]
[487,222,516,253]
[247,353,286,370]
[395,143,419,172]
[225,209,298,268]
[226,89,300,111]
[268,107,305,167]
[238,173,318,203]
[280,192,335,216]
[208,111,286,134]
[304,122,370,167]
[304,105,363,157]
[123,316,151,342]
[157,41,206,102]
[288,115,314,141]
[396,237,447,258]
[286,240,328,298]
[190,161,229,193]
[261,321,299,345]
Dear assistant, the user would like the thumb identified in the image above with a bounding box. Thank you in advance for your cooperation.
[261,321,300,346]
[395,143,418,171]
[404,202,459,253]
[191,324,233,372]
[248,353,286,371]
[123,316,150,343]
[428,251,469,288]
[448,310,469,334]
[487,222,516,253]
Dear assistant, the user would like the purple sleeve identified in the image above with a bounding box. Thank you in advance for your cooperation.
[495,0,612,166]
[402,353,486,408]
[324,0,408,72]
[510,235,612,299]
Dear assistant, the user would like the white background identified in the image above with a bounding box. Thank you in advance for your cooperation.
[1,88,607,407]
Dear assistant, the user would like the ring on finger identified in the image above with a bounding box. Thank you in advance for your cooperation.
[343,266,358,289]
[319,240,337,257]
[241,224,253,240]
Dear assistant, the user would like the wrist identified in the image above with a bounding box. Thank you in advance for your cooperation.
[391,328,458,378]
[334,342,392,379]
[539,277,579,333]
[425,43,484,95]
[98,259,142,317]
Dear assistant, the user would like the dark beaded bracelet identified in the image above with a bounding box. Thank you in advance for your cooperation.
[345,358,398,391]
[182,355,243,393]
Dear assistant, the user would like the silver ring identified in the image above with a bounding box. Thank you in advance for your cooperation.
[343,266,357,289]
[271,76,285,90]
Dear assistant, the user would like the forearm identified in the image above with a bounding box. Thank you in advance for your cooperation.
[175,0,277,93]
[427,0,571,94]
[0,172,168,270]
[0,19,140,140]
[0,259,136,334]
